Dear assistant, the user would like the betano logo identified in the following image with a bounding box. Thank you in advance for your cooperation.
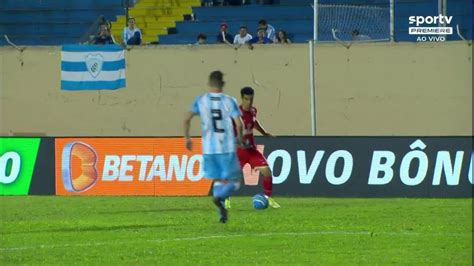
[61,141,263,189]
[55,138,213,196]
[57,139,263,195]
[102,154,203,181]
[61,142,98,193]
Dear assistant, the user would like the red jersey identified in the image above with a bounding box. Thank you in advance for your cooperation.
[240,105,257,148]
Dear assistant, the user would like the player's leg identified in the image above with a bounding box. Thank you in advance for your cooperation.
[224,195,232,209]
[213,152,243,223]
[248,149,280,208]
[258,166,280,208]
[203,154,230,223]
[225,148,249,209]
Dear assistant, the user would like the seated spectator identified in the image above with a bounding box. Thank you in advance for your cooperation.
[351,30,371,41]
[249,28,273,44]
[122,17,142,45]
[258,19,276,42]
[216,23,233,44]
[196,33,207,45]
[94,23,115,45]
[275,30,291,44]
[201,0,213,6]
[233,26,253,45]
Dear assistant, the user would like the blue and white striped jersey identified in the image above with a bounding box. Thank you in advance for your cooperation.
[191,92,241,154]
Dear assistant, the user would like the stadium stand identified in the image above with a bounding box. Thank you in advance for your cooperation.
[159,0,471,44]
[0,0,471,45]
[159,0,391,44]
[0,0,125,45]
[110,0,201,44]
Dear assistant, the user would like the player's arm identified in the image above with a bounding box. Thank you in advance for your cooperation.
[255,119,273,137]
[230,98,245,147]
[184,111,196,150]
[233,116,244,146]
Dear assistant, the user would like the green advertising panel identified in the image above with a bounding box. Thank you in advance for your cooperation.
[0,138,40,195]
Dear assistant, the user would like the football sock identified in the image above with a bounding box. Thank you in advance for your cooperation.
[213,181,241,199]
[263,175,272,197]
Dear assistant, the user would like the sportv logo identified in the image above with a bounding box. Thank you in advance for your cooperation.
[409,15,453,27]
[408,14,453,42]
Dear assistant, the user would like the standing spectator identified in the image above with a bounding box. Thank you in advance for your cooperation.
[275,30,291,44]
[249,28,272,44]
[233,25,252,45]
[216,23,233,44]
[258,19,276,42]
[94,23,115,45]
[122,17,142,45]
[196,33,207,45]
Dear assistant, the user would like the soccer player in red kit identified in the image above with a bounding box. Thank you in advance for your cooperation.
[226,87,280,209]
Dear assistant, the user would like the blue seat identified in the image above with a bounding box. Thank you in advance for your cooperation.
[0,0,125,45]
[193,6,313,21]
[0,0,123,10]
[0,10,122,24]
[278,0,389,6]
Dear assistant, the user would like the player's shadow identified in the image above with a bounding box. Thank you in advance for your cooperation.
[3,224,173,235]
[98,207,210,215]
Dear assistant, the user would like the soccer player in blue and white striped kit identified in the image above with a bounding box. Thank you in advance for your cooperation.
[184,70,244,224]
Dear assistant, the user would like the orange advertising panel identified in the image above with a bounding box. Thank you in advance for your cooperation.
[55,138,213,196]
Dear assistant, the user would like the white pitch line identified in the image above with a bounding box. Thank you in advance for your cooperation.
[0,231,468,252]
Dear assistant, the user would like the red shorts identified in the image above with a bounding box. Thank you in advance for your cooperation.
[237,147,268,169]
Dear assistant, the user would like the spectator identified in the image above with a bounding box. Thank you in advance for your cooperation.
[122,17,142,45]
[196,33,207,45]
[249,28,273,44]
[94,23,115,45]
[233,25,253,45]
[216,23,233,44]
[202,0,213,6]
[351,29,371,41]
[258,19,276,42]
[275,30,291,44]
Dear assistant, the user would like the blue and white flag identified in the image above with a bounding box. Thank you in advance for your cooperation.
[61,45,126,90]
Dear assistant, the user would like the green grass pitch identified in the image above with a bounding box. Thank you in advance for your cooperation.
[0,196,471,265]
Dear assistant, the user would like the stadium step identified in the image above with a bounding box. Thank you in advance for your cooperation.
[128,7,193,16]
[110,0,200,44]
[115,16,178,25]
[111,27,168,36]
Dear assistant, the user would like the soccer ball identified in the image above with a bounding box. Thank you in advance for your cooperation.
[252,194,269,210]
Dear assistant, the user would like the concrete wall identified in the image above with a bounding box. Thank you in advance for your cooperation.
[0,42,471,136]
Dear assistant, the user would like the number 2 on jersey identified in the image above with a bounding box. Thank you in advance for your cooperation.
[211,109,225,133]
